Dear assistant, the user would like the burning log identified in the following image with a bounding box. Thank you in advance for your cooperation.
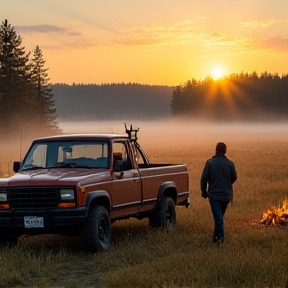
[260,198,288,226]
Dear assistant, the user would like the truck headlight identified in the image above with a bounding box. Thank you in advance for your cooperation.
[60,188,75,201]
[0,190,7,202]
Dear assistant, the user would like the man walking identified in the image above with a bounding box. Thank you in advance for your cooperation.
[200,142,237,244]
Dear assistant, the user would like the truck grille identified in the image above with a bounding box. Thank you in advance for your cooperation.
[8,187,58,209]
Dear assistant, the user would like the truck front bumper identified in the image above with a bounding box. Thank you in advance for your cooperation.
[0,207,88,231]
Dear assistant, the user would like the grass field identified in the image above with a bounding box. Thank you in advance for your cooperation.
[0,122,288,288]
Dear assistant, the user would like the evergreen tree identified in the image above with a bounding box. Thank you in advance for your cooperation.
[0,20,59,139]
[30,45,58,129]
[0,19,32,135]
[170,72,288,121]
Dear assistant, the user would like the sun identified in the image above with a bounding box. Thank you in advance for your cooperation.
[211,67,224,80]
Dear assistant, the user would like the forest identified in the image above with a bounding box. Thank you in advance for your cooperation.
[53,73,288,123]
[170,73,288,121]
[52,83,173,121]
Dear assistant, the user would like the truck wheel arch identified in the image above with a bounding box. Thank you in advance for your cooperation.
[156,182,177,207]
[85,190,111,214]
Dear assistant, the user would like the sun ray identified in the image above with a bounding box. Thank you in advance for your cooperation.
[201,75,257,120]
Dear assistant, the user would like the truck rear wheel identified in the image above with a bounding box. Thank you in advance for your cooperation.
[149,196,176,229]
[80,205,111,253]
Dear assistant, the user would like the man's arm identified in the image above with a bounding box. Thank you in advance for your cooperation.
[200,162,209,198]
[230,163,237,184]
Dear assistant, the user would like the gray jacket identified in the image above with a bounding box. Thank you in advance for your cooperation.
[201,153,237,202]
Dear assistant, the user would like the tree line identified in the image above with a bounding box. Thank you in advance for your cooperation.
[52,83,172,121]
[0,19,58,139]
[53,73,288,122]
[171,73,288,121]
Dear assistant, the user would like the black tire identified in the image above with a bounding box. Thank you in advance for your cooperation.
[80,205,111,253]
[149,196,176,229]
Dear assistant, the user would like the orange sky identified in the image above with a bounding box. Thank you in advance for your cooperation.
[2,0,288,85]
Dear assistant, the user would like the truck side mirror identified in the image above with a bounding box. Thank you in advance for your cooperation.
[114,161,124,179]
[13,161,21,173]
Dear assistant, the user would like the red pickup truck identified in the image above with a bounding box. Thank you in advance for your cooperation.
[0,126,190,252]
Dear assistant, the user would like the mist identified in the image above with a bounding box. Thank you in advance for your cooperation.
[59,119,288,149]
[2,118,288,157]
[0,119,287,177]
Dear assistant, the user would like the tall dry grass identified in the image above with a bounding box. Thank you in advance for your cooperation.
[0,123,288,288]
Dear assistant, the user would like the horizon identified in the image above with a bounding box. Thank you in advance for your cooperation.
[2,0,288,86]
[51,70,287,86]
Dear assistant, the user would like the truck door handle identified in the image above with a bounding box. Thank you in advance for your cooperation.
[115,171,124,179]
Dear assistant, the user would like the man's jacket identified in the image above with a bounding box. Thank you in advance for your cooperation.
[201,153,237,202]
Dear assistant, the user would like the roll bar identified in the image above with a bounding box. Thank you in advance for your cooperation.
[124,123,149,166]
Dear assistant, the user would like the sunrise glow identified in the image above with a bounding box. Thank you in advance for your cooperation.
[211,67,224,80]
[2,1,288,85]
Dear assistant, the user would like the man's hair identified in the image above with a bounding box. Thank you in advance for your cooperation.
[216,142,227,154]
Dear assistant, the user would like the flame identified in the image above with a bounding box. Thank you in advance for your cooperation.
[260,198,288,226]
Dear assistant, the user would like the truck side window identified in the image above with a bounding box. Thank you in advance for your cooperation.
[113,142,132,171]
[31,144,47,167]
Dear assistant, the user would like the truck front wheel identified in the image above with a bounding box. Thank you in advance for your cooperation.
[149,196,176,229]
[80,205,111,253]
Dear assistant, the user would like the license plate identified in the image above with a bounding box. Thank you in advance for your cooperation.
[24,216,44,228]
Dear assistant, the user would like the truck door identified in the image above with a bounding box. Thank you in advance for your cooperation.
[111,141,141,218]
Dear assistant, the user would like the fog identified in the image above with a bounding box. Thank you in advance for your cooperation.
[1,119,287,177]
[2,119,288,156]
[59,119,288,149]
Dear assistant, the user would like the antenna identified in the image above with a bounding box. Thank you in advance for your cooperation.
[20,128,23,161]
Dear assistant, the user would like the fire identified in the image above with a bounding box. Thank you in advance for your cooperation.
[260,198,288,226]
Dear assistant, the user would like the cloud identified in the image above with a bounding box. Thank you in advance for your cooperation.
[94,19,207,48]
[16,24,83,36]
[203,32,245,46]
[16,18,288,56]
[200,33,288,59]
[16,24,90,50]
[255,36,288,52]
[17,24,66,33]
[16,20,196,49]
[239,19,288,28]
[197,32,254,58]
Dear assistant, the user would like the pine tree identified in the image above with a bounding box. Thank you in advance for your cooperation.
[0,19,32,136]
[30,45,58,130]
[0,20,59,139]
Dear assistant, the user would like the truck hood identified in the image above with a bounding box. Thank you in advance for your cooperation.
[0,168,110,187]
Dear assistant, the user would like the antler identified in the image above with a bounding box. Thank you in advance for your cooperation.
[124,123,139,142]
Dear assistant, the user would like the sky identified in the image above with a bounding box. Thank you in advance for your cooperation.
[1,0,288,86]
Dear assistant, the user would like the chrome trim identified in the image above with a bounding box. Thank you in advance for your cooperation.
[113,200,141,209]
[178,191,190,196]
[140,171,187,179]
[142,198,157,203]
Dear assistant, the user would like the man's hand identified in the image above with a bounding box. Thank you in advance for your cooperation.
[201,190,208,199]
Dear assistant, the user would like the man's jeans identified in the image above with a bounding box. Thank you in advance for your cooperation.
[209,199,229,242]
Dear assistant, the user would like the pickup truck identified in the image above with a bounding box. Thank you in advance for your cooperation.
[0,126,190,253]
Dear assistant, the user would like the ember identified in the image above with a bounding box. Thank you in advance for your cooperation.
[260,198,288,226]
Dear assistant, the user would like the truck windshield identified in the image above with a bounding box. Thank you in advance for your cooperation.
[21,140,109,171]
